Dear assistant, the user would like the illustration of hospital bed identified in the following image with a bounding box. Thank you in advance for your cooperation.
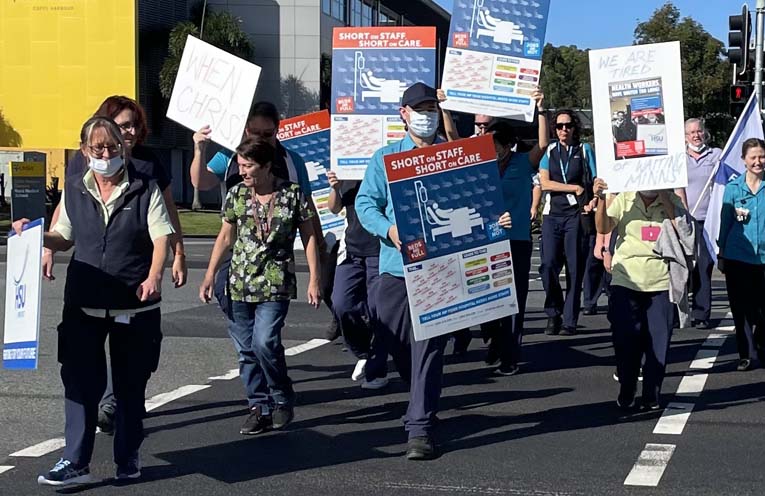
[354,52,406,103]
[470,0,525,44]
[415,181,484,242]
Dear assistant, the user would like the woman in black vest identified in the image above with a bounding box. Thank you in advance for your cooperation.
[15,117,174,486]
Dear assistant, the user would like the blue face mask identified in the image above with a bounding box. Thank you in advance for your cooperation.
[88,155,124,177]
[408,109,439,138]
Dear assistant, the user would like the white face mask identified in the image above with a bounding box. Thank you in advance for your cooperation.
[88,155,124,177]
[407,109,439,138]
[687,143,707,154]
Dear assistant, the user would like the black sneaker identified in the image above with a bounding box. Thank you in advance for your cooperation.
[737,358,753,371]
[406,436,437,460]
[97,407,115,435]
[559,326,577,336]
[494,363,520,376]
[640,398,663,412]
[582,307,597,316]
[240,406,272,435]
[545,317,561,335]
[484,346,500,366]
[694,319,712,330]
[325,318,341,341]
[37,459,92,486]
[116,453,141,480]
[272,403,294,430]
[616,387,637,412]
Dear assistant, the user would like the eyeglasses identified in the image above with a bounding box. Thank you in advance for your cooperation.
[555,123,575,130]
[88,143,122,155]
[118,122,136,132]
[476,122,491,128]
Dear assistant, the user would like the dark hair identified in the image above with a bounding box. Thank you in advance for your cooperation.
[248,101,280,128]
[487,120,517,147]
[94,96,149,145]
[236,136,276,166]
[741,138,765,158]
[551,109,581,143]
[79,116,125,151]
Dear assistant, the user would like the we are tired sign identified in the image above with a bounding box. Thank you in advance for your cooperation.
[166,35,262,151]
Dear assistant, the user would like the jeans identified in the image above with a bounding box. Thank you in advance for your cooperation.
[229,300,294,414]
[540,214,587,328]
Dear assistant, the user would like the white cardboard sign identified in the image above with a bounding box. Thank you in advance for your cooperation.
[588,42,687,192]
[166,35,262,151]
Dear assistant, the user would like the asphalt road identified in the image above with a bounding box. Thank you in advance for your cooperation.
[0,240,763,495]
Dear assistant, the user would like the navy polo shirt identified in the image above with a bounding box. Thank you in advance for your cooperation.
[540,142,596,216]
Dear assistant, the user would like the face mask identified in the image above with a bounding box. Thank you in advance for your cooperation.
[88,155,124,177]
[408,109,439,138]
[687,143,707,154]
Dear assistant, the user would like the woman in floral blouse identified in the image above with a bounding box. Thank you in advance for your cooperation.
[200,137,321,435]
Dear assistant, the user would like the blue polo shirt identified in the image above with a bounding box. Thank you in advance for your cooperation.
[539,142,596,216]
[500,152,535,241]
[718,173,765,265]
[356,134,445,278]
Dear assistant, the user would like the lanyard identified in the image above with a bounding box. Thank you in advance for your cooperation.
[253,191,276,241]
[557,142,576,184]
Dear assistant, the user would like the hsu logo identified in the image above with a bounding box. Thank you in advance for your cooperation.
[15,283,26,312]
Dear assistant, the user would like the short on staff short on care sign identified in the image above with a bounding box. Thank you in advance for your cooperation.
[385,134,518,341]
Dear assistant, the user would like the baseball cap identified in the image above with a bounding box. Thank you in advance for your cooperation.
[401,82,438,107]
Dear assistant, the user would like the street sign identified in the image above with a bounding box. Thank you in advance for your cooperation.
[10,154,46,222]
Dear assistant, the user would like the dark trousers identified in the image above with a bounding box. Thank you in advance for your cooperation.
[691,221,714,321]
[331,255,386,380]
[59,306,161,467]
[482,240,532,365]
[583,234,606,309]
[375,274,447,439]
[609,286,673,402]
[723,259,765,360]
[540,214,587,328]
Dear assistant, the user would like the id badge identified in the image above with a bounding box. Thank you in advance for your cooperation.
[542,193,551,215]
[114,314,131,324]
[566,194,577,206]
[641,226,661,242]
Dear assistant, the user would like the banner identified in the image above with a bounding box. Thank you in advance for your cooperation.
[3,218,44,370]
[277,110,347,249]
[440,0,550,121]
[330,27,437,180]
[166,35,262,151]
[385,135,518,341]
[589,42,687,192]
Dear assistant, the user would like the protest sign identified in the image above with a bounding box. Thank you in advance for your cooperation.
[440,0,551,121]
[589,42,687,192]
[277,110,346,249]
[330,27,436,180]
[3,218,44,369]
[385,135,518,341]
[166,35,262,151]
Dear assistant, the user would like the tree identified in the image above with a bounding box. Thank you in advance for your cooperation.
[0,107,22,147]
[158,3,253,210]
[541,44,591,110]
[634,2,732,145]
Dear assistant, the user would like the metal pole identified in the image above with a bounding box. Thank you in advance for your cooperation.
[755,0,764,112]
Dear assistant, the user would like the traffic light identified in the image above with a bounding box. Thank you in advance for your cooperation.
[730,83,751,117]
[729,5,752,77]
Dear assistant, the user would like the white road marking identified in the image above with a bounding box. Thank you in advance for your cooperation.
[653,403,694,435]
[207,369,240,381]
[713,326,734,332]
[623,443,676,486]
[690,348,719,369]
[285,338,330,356]
[9,438,65,458]
[0,466,14,475]
[144,385,211,412]
[676,373,708,396]
[704,334,729,348]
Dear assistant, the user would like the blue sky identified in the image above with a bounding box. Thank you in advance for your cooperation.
[433,0,739,49]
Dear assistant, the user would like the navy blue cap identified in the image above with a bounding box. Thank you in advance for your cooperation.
[401,82,438,107]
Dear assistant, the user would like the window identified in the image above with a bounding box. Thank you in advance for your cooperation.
[378,6,398,26]
[331,0,345,22]
[361,2,373,26]
[350,0,362,26]
[322,0,331,16]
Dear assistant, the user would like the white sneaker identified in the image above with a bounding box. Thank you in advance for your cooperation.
[351,359,367,381]
[361,377,389,389]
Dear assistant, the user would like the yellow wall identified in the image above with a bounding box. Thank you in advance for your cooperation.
[0,0,137,150]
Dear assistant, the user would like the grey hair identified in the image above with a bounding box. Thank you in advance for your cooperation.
[79,116,125,152]
[684,118,705,132]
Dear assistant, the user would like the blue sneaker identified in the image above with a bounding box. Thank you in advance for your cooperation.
[116,454,141,480]
[37,458,92,486]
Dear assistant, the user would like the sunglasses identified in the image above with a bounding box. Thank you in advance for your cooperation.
[555,123,575,130]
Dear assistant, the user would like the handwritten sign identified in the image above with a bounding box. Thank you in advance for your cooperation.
[589,42,687,192]
[166,35,262,151]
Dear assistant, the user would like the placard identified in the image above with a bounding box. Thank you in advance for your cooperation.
[277,110,347,249]
[589,42,687,192]
[166,35,262,151]
[384,135,518,341]
[3,218,44,370]
[330,27,437,180]
[440,0,551,121]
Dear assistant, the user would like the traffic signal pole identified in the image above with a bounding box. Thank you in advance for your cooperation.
[756,0,765,111]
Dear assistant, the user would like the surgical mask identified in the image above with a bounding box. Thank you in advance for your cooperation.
[687,143,707,154]
[408,109,439,138]
[88,155,124,177]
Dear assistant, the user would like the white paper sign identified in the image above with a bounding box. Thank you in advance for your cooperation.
[3,218,44,370]
[166,35,262,151]
[588,42,687,192]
